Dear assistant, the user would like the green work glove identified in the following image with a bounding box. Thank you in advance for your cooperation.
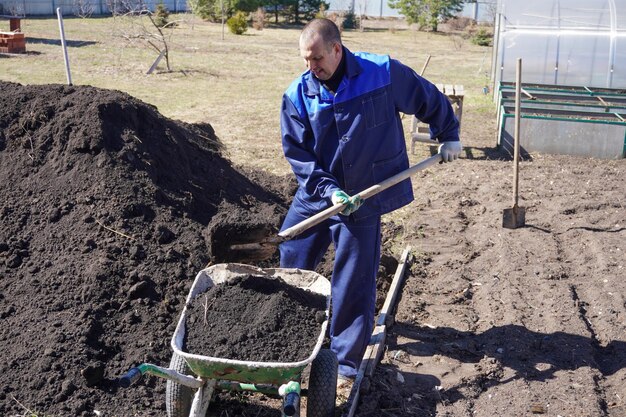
[331,190,363,216]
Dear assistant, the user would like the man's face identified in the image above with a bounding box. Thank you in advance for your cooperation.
[299,33,342,81]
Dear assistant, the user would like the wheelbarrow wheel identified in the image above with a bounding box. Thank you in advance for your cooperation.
[306,349,338,417]
[166,352,193,417]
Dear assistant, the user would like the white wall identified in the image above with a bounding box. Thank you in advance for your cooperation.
[0,0,188,16]
[326,0,496,20]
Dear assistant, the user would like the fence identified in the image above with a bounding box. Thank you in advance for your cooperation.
[0,0,188,16]
[326,0,497,20]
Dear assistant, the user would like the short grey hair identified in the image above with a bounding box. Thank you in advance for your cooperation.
[301,18,342,50]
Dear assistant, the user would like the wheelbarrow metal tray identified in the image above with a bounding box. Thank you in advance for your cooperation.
[171,263,331,385]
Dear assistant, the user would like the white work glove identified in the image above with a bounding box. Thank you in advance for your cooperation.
[438,141,463,162]
[331,190,363,216]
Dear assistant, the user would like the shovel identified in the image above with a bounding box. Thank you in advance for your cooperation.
[227,154,443,262]
[502,58,526,229]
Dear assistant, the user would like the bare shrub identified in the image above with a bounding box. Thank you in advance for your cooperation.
[73,0,94,18]
[447,16,473,31]
[107,0,144,16]
[326,12,344,34]
[2,1,25,16]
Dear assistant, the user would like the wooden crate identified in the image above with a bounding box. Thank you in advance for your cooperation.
[410,84,464,153]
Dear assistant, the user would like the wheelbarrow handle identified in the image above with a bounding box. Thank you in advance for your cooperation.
[279,154,443,240]
[119,367,143,388]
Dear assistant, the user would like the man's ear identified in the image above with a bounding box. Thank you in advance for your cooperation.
[333,42,342,56]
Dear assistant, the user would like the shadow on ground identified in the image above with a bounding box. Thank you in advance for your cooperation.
[27,37,97,47]
[394,322,626,382]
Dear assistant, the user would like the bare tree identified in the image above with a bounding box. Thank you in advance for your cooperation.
[116,7,181,73]
[107,0,146,16]
[483,0,498,24]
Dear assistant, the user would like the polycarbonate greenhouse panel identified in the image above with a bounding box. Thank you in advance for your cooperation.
[493,0,626,89]
[498,33,560,84]
[556,35,613,86]
[498,0,617,29]
[614,36,626,87]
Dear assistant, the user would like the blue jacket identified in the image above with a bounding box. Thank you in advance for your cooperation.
[281,47,459,220]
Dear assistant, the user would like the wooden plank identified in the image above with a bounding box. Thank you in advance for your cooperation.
[343,325,386,417]
[341,246,412,417]
[377,246,412,327]
[419,54,431,77]
[146,50,166,75]
[596,95,610,108]
[365,325,386,377]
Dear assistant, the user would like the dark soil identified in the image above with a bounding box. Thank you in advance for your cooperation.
[2,80,624,417]
[0,81,290,416]
[184,274,326,362]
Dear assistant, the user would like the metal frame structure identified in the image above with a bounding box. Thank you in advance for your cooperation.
[496,82,626,159]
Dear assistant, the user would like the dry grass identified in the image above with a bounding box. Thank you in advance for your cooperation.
[0,14,496,174]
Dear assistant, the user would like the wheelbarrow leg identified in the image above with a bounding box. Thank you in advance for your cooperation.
[190,379,216,417]
[280,381,301,417]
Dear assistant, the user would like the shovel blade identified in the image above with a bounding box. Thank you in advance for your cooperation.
[502,205,526,229]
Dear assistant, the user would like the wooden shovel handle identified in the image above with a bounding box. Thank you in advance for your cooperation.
[513,58,522,207]
[279,154,443,240]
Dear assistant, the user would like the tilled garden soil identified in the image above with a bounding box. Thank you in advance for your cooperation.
[361,149,625,417]
[1,81,624,417]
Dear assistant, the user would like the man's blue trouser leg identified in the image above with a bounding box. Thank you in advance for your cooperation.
[279,204,381,378]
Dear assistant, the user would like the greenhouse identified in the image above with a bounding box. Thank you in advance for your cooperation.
[492,0,626,159]
[492,0,626,89]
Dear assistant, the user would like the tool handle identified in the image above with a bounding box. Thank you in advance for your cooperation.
[513,58,522,206]
[279,154,443,240]
[119,367,143,388]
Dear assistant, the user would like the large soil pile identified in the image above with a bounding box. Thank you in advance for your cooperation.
[0,81,290,416]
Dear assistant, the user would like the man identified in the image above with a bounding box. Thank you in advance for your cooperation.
[279,18,461,385]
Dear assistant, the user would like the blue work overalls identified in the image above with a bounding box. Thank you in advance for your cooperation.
[280,47,459,378]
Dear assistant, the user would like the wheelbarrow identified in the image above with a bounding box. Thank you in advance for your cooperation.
[119,263,337,417]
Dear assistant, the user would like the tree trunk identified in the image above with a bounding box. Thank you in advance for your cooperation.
[429,12,438,32]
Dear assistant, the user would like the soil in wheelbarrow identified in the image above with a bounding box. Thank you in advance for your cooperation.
[184,274,327,362]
